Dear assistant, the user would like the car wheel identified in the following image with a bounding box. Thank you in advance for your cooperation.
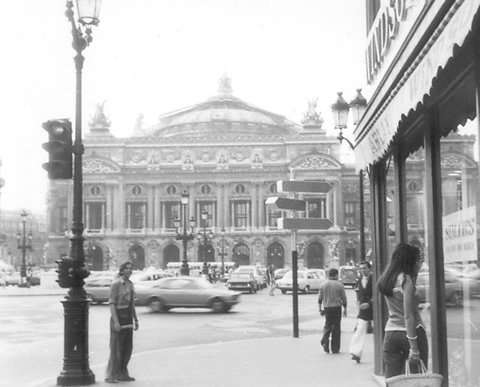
[303,285,310,294]
[149,297,166,313]
[87,293,97,304]
[211,298,227,313]
[281,289,287,294]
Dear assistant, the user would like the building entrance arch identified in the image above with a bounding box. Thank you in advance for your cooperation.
[233,243,250,266]
[267,242,285,268]
[128,244,145,270]
[163,244,180,267]
[306,242,325,269]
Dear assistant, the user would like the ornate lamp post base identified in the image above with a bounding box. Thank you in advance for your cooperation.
[57,297,95,386]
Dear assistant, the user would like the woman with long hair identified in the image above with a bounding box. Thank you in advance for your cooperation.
[377,242,427,380]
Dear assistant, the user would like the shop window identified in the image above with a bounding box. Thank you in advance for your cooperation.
[439,127,479,386]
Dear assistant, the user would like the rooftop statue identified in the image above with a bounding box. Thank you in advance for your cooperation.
[301,98,324,127]
[89,101,111,130]
[218,73,233,95]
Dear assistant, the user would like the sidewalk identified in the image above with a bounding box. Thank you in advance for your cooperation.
[3,286,385,387]
[34,331,384,387]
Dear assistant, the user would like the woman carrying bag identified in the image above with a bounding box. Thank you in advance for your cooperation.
[377,243,428,382]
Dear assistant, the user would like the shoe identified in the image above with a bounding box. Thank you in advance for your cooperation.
[105,379,117,384]
[322,343,330,353]
[118,376,136,381]
[351,354,361,363]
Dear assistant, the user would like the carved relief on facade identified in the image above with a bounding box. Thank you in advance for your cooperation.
[234,150,246,161]
[441,152,477,169]
[267,148,280,161]
[125,184,147,198]
[85,184,105,197]
[147,153,161,170]
[342,183,358,194]
[217,153,229,169]
[83,159,120,173]
[251,153,263,169]
[128,150,146,164]
[290,154,341,170]
[182,153,194,171]
[201,152,211,162]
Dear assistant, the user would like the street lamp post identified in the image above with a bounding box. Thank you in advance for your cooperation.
[331,90,368,264]
[57,1,102,385]
[175,191,195,276]
[219,227,227,277]
[198,209,214,275]
[16,210,33,287]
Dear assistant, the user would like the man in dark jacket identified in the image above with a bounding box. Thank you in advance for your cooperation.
[348,261,373,363]
[318,268,347,354]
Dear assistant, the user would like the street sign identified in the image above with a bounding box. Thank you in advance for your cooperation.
[276,180,332,193]
[265,196,306,211]
[278,218,333,230]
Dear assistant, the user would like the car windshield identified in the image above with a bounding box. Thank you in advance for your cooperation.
[230,273,251,280]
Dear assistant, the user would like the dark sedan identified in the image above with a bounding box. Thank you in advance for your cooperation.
[135,276,241,313]
[226,273,258,293]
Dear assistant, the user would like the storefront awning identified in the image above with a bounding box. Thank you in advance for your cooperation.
[355,0,480,170]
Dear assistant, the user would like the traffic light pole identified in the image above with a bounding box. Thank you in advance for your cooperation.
[57,3,94,385]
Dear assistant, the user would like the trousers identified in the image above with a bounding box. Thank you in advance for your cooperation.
[321,306,342,353]
[349,318,369,359]
[383,326,428,379]
[105,309,133,381]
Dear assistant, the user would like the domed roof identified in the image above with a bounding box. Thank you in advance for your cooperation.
[148,76,299,140]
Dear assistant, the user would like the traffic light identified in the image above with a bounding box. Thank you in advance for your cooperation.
[42,119,73,179]
[55,256,75,288]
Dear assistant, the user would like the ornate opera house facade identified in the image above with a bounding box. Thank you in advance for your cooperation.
[44,79,366,271]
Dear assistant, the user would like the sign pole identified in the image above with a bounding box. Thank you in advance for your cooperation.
[292,230,299,338]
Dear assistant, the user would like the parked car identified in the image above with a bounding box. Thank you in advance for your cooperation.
[234,266,266,289]
[274,268,289,280]
[226,273,258,293]
[276,270,323,294]
[130,270,166,284]
[85,276,113,304]
[135,276,241,313]
[339,266,359,288]
[416,268,463,307]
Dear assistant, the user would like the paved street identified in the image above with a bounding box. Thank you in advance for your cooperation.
[0,287,363,386]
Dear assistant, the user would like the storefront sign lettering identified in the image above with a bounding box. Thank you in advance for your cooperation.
[366,0,407,83]
[443,206,477,263]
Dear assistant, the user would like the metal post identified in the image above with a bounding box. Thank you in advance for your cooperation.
[292,231,299,338]
[179,200,190,276]
[58,3,95,384]
[202,221,208,275]
[359,170,366,262]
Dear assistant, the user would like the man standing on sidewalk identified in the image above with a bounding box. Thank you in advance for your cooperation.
[349,261,373,363]
[318,268,347,354]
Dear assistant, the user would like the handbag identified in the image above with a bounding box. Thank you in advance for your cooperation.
[386,360,443,387]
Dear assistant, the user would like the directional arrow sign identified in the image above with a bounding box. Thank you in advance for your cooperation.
[278,218,333,230]
[277,180,332,193]
[265,196,306,211]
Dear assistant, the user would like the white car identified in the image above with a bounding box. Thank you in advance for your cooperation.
[276,270,323,293]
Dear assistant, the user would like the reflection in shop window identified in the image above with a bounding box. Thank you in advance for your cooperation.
[437,125,479,386]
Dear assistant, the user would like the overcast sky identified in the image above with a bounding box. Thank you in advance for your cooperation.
[0,0,366,216]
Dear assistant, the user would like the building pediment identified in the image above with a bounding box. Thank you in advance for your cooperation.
[83,158,121,174]
[289,153,342,170]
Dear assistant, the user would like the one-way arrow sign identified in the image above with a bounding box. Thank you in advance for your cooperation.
[265,196,306,211]
[277,180,332,193]
[278,218,333,230]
